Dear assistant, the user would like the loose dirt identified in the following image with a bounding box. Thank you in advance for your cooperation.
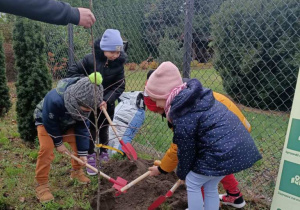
[90,159,188,210]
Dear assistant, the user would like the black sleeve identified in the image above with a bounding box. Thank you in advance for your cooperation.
[66,56,92,78]
[0,0,80,25]
[158,166,168,174]
[103,68,125,105]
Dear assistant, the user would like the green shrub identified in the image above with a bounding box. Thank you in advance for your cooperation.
[211,0,300,111]
[143,0,184,59]
[13,17,52,142]
[143,0,225,62]
[158,33,183,70]
[0,32,11,116]
[44,24,91,80]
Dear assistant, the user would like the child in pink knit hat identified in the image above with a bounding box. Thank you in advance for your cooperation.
[145,61,261,210]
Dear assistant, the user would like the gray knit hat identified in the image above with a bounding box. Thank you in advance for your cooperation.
[100,29,123,51]
[64,77,103,121]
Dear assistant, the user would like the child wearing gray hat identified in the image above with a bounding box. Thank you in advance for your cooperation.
[33,73,103,203]
[66,29,127,175]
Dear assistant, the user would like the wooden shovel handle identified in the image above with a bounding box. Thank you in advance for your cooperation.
[65,152,113,181]
[170,179,182,193]
[153,160,181,193]
[102,108,121,141]
[121,171,151,192]
[65,152,98,172]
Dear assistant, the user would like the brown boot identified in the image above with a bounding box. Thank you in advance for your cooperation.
[36,183,54,203]
[70,169,91,184]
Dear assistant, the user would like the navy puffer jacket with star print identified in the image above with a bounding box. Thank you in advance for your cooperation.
[170,79,262,180]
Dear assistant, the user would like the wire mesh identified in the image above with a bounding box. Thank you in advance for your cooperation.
[41,0,300,207]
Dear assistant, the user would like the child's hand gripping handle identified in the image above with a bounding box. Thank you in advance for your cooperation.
[121,171,151,192]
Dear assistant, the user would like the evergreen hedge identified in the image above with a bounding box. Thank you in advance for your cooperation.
[0,32,11,117]
[211,0,300,111]
[13,18,52,142]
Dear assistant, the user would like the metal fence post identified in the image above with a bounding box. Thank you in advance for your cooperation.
[68,24,74,67]
[182,0,195,79]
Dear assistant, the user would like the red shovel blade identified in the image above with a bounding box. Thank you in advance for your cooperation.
[148,196,166,210]
[120,140,137,160]
[112,176,128,192]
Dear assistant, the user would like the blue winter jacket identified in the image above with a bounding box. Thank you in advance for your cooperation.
[34,78,90,156]
[170,79,262,179]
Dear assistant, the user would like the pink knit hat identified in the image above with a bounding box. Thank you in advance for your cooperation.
[145,61,183,99]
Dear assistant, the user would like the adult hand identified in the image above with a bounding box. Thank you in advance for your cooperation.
[79,156,87,165]
[78,8,96,28]
[56,144,69,154]
[148,166,161,176]
[99,101,107,110]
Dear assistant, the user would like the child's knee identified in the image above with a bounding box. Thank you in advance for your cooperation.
[203,183,218,194]
[38,147,55,164]
[186,171,204,191]
[203,176,223,194]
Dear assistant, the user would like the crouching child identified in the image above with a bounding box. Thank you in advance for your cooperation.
[145,62,262,210]
[33,74,103,203]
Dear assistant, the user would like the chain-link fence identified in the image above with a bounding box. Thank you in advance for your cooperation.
[42,0,300,208]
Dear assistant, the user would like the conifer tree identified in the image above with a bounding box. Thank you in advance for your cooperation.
[13,17,52,141]
[0,32,11,117]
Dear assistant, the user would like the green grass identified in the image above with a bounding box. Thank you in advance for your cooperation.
[125,67,224,92]
[125,69,148,91]
[0,68,289,209]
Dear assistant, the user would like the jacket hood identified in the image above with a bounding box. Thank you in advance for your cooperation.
[169,79,214,120]
[94,38,127,66]
[56,77,81,97]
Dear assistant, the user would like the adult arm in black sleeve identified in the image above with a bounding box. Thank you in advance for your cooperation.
[0,0,80,25]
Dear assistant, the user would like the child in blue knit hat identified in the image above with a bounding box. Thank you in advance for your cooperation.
[66,29,127,175]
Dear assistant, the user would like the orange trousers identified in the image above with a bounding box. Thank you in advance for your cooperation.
[35,125,81,185]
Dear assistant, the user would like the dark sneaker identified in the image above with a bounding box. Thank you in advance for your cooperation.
[86,153,97,176]
[219,191,246,208]
[100,151,109,162]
